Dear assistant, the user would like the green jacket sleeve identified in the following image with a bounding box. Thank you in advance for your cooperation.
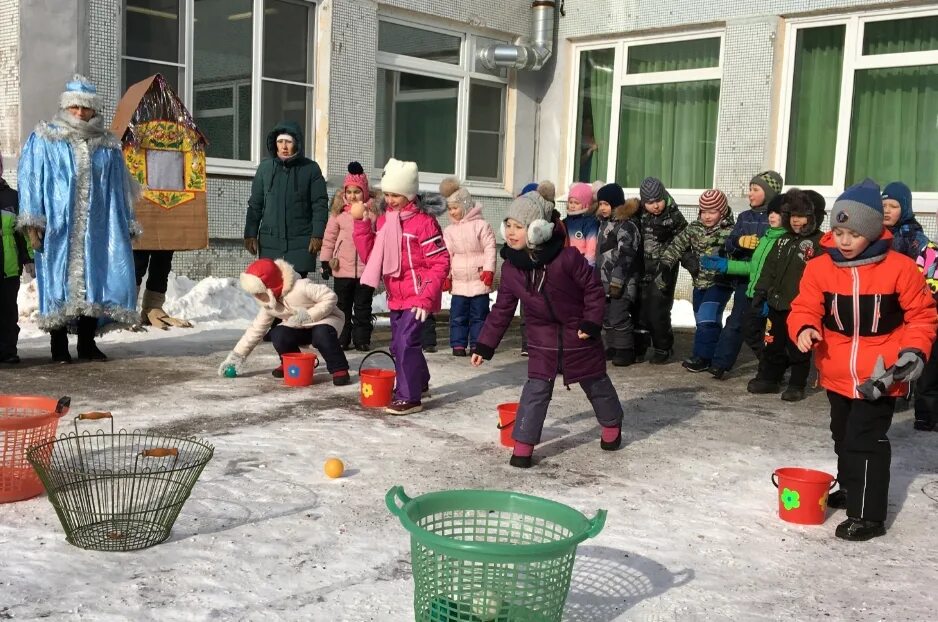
[245,166,266,238]
[726,258,750,277]
[309,161,329,240]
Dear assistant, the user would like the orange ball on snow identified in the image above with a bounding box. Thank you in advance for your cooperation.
[324,458,344,479]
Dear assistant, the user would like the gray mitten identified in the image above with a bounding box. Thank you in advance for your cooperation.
[856,355,895,401]
[893,349,926,383]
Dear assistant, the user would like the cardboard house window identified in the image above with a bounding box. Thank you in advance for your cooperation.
[146,150,185,190]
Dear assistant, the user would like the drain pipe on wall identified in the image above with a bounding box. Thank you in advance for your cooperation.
[477,1,560,71]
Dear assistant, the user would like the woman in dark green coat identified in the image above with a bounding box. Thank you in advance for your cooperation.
[244,121,328,276]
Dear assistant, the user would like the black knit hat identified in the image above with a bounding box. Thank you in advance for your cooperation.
[640,177,666,204]
[597,183,625,207]
[766,193,784,215]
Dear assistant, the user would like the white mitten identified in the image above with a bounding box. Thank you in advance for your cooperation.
[218,352,246,377]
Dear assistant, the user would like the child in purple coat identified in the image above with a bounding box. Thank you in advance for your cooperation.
[471,191,624,468]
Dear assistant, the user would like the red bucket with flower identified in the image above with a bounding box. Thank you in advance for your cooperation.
[772,467,836,525]
[358,350,395,408]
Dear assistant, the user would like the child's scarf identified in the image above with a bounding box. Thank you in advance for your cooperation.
[361,204,418,288]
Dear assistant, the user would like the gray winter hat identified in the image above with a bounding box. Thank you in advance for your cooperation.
[750,170,784,206]
[504,191,555,248]
[830,178,884,241]
[640,177,666,204]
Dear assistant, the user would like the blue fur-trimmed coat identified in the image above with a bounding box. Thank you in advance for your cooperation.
[17,114,140,332]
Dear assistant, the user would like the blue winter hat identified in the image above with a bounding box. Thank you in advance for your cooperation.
[60,74,101,111]
[882,181,913,223]
[831,178,883,240]
[519,182,539,196]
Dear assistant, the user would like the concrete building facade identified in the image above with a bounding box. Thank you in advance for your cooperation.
[1,0,935,291]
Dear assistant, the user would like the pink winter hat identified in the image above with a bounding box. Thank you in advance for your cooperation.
[566,182,594,215]
[343,161,370,203]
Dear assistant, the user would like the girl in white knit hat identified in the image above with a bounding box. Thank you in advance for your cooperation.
[350,159,450,415]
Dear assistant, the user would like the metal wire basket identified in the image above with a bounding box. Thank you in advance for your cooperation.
[26,412,214,551]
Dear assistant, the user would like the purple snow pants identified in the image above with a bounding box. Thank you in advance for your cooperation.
[389,309,430,403]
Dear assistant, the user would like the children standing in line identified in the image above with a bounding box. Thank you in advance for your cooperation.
[709,171,783,379]
[656,190,736,372]
[471,190,623,468]
[319,162,376,352]
[563,182,599,266]
[700,194,787,363]
[638,177,688,364]
[352,159,450,415]
[746,189,826,402]
[0,154,33,365]
[596,184,642,366]
[440,178,496,357]
[790,179,936,541]
[219,258,352,385]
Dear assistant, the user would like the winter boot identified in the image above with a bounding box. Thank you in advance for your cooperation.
[385,400,423,415]
[781,386,806,402]
[272,364,284,378]
[708,366,728,380]
[604,347,615,361]
[914,418,936,431]
[76,316,107,361]
[612,349,635,367]
[747,378,781,394]
[50,328,72,363]
[835,517,885,541]
[648,348,672,365]
[452,347,467,357]
[332,370,351,386]
[141,290,191,329]
[600,426,622,451]
[827,489,848,509]
[682,357,711,373]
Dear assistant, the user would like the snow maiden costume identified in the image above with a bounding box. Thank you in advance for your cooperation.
[17,75,140,361]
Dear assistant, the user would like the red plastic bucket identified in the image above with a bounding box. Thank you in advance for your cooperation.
[282,353,317,387]
[772,467,836,525]
[497,403,518,448]
[359,350,396,408]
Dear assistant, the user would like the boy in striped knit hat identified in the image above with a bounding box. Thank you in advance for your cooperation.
[655,190,736,372]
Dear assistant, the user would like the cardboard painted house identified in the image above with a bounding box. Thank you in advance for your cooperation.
[112,73,209,250]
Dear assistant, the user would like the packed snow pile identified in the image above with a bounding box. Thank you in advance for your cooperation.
[16,276,38,321]
[163,274,257,322]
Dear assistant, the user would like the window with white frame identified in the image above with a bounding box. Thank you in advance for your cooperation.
[778,9,938,193]
[122,0,316,167]
[571,33,722,191]
[375,17,508,183]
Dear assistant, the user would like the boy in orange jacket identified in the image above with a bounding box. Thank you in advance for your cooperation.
[789,179,937,541]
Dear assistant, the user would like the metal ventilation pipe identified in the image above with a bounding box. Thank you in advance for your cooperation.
[477,0,556,71]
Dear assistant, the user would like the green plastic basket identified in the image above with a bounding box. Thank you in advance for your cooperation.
[386,486,606,622]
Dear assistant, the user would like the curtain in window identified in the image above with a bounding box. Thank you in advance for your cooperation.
[395,98,458,174]
[615,80,719,188]
[785,26,845,186]
[847,64,938,191]
[574,49,614,182]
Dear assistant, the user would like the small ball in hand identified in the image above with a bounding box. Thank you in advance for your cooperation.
[224,365,238,378]
[349,201,366,220]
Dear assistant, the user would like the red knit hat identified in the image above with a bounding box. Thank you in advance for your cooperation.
[698,189,728,213]
[240,258,284,298]
[343,161,370,203]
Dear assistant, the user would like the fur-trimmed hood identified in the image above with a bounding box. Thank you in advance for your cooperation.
[374,193,447,217]
[612,198,641,222]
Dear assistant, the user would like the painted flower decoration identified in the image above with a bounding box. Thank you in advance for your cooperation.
[819,493,828,512]
[362,383,374,398]
[780,488,800,511]
[287,365,301,378]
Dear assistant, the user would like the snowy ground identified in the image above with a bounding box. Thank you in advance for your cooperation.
[2,275,938,621]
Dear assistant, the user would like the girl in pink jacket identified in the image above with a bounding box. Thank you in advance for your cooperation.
[440,178,496,357]
[319,162,377,351]
[352,158,450,415]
